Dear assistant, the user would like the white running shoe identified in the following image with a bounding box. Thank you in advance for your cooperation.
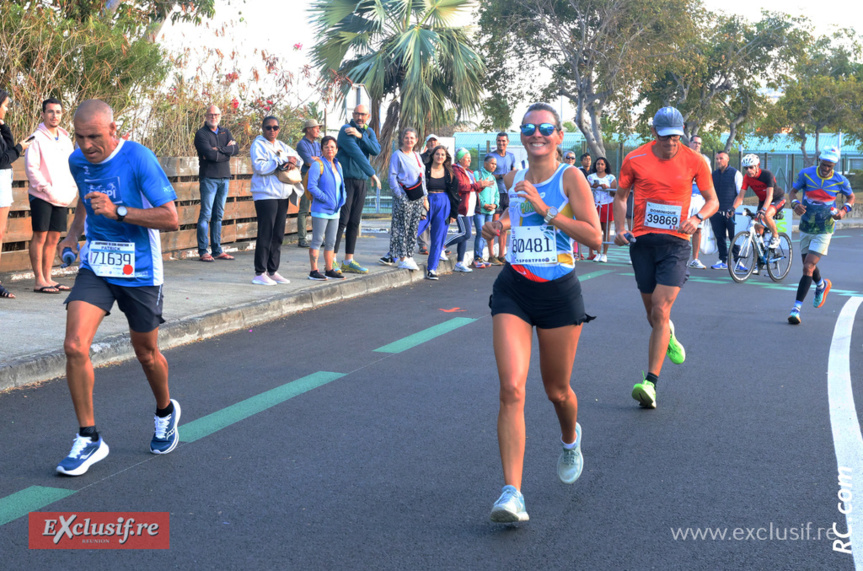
[439,251,448,262]
[598,254,608,263]
[490,485,529,523]
[453,262,473,273]
[557,423,583,484]
[268,272,290,284]
[403,257,420,271]
[769,236,781,249]
[688,259,706,269]
[252,273,277,286]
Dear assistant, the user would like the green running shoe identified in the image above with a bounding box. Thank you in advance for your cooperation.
[341,259,369,274]
[667,320,686,365]
[632,377,657,409]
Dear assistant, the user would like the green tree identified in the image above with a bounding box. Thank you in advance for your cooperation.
[478,0,693,158]
[638,11,805,152]
[760,29,863,165]
[309,0,486,167]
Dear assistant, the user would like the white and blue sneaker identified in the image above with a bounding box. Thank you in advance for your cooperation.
[150,399,181,454]
[557,423,583,484]
[711,261,727,270]
[56,435,109,476]
[490,485,529,523]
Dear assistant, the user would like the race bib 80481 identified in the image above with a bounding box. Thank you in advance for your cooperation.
[510,224,559,266]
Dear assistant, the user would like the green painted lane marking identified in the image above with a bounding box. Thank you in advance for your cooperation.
[374,317,476,354]
[0,486,75,526]
[578,270,614,280]
[181,371,346,443]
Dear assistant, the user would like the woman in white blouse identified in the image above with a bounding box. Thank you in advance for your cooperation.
[586,157,617,263]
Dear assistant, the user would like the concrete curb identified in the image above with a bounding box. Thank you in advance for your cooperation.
[0,260,451,392]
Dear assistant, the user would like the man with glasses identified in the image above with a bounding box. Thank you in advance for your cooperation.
[732,154,784,252]
[613,106,717,409]
[786,146,854,324]
[296,119,322,249]
[686,135,711,269]
[709,151,743,269]
[563,151,577,165]
[194,105,238,262]
[335,104,381,273]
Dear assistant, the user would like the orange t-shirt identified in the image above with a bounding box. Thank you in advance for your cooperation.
[619,141,713,240]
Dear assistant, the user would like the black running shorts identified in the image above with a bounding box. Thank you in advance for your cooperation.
[489,264,594,329]
[65,268,165,333]
[630,233,691,293]
[29,195,68,233]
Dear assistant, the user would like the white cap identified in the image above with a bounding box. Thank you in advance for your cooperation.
[425,134,439,143]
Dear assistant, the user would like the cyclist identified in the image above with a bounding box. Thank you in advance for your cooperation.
[786,146,854,324]
[732,154,785,249]
[613,107,717,409]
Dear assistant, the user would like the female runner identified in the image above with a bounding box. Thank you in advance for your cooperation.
[483,102,601,522]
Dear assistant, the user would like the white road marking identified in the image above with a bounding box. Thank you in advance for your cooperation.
[828,296,863,569]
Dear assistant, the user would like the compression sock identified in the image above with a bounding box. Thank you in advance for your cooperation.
[156,401,174,418]
[812,267,822,285]
[646,372,659,388]
[796,275,813,302]
[79,426,99,442]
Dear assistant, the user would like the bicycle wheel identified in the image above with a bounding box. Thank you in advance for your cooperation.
[728,231,756,283]
[767,232,793,282]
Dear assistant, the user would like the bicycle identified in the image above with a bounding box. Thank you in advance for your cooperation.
[727,208,793,283]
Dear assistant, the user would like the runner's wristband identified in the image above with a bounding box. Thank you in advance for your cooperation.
[844,204,852,213]
[791,200,801,206]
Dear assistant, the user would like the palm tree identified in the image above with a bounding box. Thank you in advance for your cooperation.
[309,0,486,167]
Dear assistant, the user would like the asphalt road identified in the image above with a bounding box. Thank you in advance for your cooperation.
[2,231,862,570]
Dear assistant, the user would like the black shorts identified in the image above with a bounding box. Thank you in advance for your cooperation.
[496,190,510,215]
[489,264,594,329]
[29,195,68,233]
[630,233,691,293]
[65,268,165,333]
[759,198,786,211]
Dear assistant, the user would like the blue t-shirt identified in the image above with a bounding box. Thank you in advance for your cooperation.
[792,165,853,235]
[70,140,177,286]
[491,150,516,195]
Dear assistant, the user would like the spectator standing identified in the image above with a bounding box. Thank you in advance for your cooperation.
[335,104,381,274]
[193,105,238,262]
[418,146,458,280]
[586,157,617,262]
[447,148,493,272]
[489,132,516,265]
[578,153,591,177]
[305,135,346,281]
[249,116,302,286]
[25,97,77,293]
[385,127,426,271]
[0,88,32,298]
[55,99,180,475]
[709,151,743,269]
[473,154,499,267]
[686,136,711,269]
[296,119,323,249]
[563,151,577,166]
[416,134,438,255]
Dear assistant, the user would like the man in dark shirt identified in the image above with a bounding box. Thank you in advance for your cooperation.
[193,105,238,261]
[709,151,743,268]
[296,119,322,248]
[578,153,591,178]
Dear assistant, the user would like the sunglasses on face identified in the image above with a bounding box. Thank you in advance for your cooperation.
[564,155,575,160]
[657,134,680,141]
[264,125,280,131]
[520,123,557,137]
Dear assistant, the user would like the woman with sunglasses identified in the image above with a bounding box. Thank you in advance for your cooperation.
[249,116,302,286]
[482,103,601,523]
[586,156,617,262]
[0,89,33,298]
[417,145,458,280]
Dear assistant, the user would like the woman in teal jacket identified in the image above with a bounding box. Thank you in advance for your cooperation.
[305,136,347,280]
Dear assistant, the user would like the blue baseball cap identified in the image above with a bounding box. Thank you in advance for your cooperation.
[653,106,685,137]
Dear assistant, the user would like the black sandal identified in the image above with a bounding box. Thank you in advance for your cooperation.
[0,285,15,299]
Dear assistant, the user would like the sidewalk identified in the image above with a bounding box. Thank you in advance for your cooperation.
[0,220,462,391]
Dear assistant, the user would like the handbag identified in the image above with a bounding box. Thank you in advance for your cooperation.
[276,163,301,185]
[399,152,425,201]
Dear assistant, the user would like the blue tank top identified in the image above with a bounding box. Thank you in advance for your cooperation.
[506,164,576,282]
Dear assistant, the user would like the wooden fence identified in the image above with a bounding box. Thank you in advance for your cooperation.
[1,156,307,273]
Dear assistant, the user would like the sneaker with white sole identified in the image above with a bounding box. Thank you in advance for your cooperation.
[711,261,728,269]
[425,270,438,280]
[688,259,706,269]
[453,262,472,273]
[342,259,368,274]
[56,435,109,476]
[252,273,277,286]
[378,254,396,266]
[150,399,181,454]
[632,377,657,409]
[268,272,290,284]
[325,268,346,280]
[557,423,583,484]
[439,251,448,262]
[667,320,685,364]
[308,270,328,281]
[769,236,781,249]
[490,485,529,523]
[398,257,420,271]
[598,254,608,263]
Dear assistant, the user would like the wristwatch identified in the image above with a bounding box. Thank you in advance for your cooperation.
[544,206,559,224]
[116,206,128,222]
[694,212,704,221]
